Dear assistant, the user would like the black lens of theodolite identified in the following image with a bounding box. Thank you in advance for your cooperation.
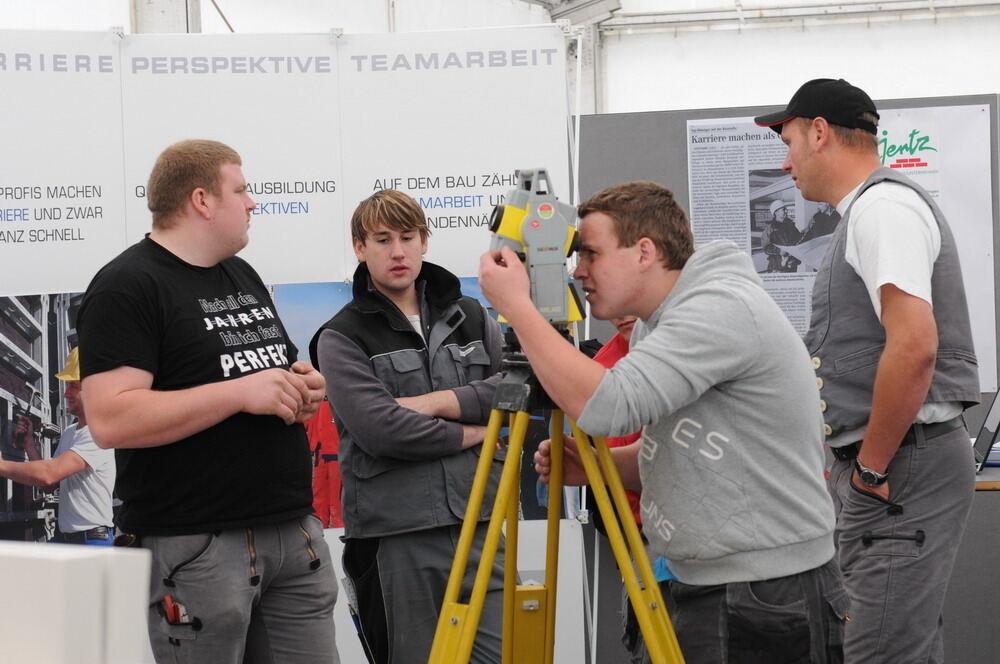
[567,231,580,257]
[489,205,504,232]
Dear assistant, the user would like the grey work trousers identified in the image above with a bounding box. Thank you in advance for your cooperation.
[145,516,339,664]
[343,523,504,664]
[830,422,975,664]
[652,558,847,664]
[621,584,648,664]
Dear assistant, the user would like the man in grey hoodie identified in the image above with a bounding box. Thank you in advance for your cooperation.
[479,181,845,663]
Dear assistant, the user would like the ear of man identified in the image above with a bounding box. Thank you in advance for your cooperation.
[636,236,660,270]
[809,117,833,152]
[189,186,213,220]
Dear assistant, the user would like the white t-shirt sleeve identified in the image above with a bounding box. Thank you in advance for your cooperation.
[844,182,940,320]
[68,427,113,473]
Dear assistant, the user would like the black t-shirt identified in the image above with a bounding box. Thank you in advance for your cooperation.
[78,237,312,535]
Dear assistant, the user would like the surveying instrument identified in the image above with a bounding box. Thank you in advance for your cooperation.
[428,169,685,664]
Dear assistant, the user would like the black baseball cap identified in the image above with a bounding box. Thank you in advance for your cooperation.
[754,78,879,135]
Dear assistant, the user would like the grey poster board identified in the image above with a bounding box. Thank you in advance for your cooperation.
[578,94,1000,430]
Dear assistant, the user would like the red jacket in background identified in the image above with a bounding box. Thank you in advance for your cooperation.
[304,399,343,528]
[592,332,643,525]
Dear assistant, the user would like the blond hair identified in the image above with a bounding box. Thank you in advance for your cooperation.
[351,189,430,243]
[147,139,242,229]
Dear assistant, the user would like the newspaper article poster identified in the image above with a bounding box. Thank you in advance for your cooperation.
[687,118,818,335]
[687,107,996,390]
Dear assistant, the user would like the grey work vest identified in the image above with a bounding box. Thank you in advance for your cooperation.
[803,167,979,441]
[311,266,501,539]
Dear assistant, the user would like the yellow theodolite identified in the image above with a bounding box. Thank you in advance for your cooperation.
[428,169,685,664]
[486,168,583,325]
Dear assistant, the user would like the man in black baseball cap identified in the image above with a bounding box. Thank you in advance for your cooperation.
[754,78,879,134]
[758,80,979,664]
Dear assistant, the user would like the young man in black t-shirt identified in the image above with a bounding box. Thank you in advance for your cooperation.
[78,140,339,664]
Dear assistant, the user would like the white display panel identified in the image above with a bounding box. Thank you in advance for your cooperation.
[0,541,151,664]
[879,104,996,391]
[337,25,571,278]
[1,27,571,291]
[120,33,345,286]
[0,30,126,296]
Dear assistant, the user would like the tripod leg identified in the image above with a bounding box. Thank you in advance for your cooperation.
[502,413,520,664]
[543,411,565,664]
[503,411,565,664]
[430,409,532,664]
[593,432,681,664]
[430,408,505,663]
[441,409,505,607]
[568,421,686,664]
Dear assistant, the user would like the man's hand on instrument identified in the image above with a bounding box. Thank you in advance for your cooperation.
[479,246,533,324]
[534,435,589,486]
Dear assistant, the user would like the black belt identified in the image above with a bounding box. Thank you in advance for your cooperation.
[829,416,964,462]
[59,526,113,543]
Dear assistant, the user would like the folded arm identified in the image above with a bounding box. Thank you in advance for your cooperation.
[397,311,503,424]
[317,329,481,460]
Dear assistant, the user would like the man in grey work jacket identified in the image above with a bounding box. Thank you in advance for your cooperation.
[310,189,504,664]
[756,78,980,664]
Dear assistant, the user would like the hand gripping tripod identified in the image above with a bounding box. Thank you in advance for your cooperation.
[427,330,685,664]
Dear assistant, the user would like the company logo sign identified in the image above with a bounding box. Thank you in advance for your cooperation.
[879,128,938,169]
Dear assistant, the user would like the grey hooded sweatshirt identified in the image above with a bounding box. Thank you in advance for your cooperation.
[578,240,836,586]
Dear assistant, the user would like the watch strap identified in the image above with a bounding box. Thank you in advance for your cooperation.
[855,458,889,486]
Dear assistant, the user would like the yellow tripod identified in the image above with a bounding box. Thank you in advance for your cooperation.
[428,359,686,664]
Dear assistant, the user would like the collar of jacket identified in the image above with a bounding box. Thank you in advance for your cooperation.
[350,260,464,317]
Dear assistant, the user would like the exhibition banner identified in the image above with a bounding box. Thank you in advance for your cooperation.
[686,105,997,390]
[0,30,126,296]
[120,33,345,285]
[1,26,570,290]
[337,25,571,278]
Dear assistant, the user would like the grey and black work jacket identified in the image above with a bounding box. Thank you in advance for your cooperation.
[310,261,504,539]
[804,167,979,442]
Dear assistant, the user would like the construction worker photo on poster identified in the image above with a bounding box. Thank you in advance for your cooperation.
[0,291,86,542]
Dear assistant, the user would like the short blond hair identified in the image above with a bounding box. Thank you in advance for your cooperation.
[830,111,880,153]
[351,189,430,243]
[147,140,242,229]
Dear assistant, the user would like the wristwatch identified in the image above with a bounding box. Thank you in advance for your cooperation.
[855,459,888,487]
